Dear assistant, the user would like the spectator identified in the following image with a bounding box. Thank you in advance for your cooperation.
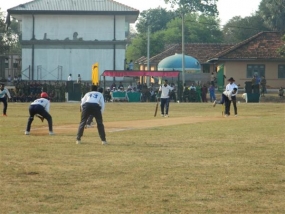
[201,84,208,102]
[7,75,12,82]
[279,87,284,97]
[128,60,134,70]
[190,83,196,91]
[68,74,72,81]
[209,84,216,102]
[77,74,81,83]
[210,72,216,86]
[260,76,266,97]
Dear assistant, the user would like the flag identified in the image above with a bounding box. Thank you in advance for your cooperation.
[217,64,224,93]
[92,63,99,85]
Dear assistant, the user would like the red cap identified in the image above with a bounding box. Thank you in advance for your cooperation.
[41,92,49,98]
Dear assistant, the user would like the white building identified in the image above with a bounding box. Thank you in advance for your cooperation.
[6,0,139,81]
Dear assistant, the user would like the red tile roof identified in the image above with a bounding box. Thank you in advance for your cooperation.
[209,31,285,61]
[137,31,285,65]
[137,43,234,65]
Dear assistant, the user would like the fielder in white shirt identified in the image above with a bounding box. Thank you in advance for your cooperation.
[159,80,173,117]
[76,85,107,145]
[0,83,11,116]
[25,92,54,135]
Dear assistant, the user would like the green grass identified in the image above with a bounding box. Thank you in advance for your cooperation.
[0,101,285,213]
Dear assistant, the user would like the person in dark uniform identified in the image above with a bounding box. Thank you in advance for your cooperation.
[25,92,54,135]
[76,85,107,145]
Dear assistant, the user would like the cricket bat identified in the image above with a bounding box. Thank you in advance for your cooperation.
[154,99,159,117]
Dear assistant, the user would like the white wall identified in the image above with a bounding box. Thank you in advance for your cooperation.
[22,48,126,81]
[21,15,126,41]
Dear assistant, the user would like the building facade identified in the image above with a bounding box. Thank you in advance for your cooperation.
[137,32,285,88]
[7,0,139,81]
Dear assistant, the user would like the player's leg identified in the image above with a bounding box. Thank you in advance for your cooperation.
[225,99,231,116]
[38,107,53,133]
[26,105,36,133]
[1,97,8,115]
[76,103,90,141]
[93,105,106,142]
[160,98,166,115]
[165,98,170,116]
[231,96,237,115]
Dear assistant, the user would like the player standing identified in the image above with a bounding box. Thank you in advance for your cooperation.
[0,83,11,116]
[25,92,54,135]
[76,85,107,145]
[159,80,173,117]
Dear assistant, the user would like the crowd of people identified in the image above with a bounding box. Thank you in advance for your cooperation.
[6,80,93,102]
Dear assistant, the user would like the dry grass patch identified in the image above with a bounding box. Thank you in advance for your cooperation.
[0,101,284,213]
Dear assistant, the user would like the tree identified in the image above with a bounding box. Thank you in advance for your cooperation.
[163,13,223,43]
[258,0,285,31]
[0,11,21,54]
[135,7,178,34]
[222,15,271,43]
[164,0,219,16]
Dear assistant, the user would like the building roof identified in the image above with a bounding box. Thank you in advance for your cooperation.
[137,31,285,65]
[7,0,139,22]
[137,43,234,65]
[209,31,285,61]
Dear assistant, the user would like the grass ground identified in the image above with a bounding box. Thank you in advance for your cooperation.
[0,99,285,213]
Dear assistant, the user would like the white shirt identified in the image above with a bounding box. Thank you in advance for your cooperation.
[68,75,72,81]
[81,91,105,113]
[159,84,173,98]
[31,98,50,112]
[223,90,236,100]
[226,82,238,97]
[0,88,11,99]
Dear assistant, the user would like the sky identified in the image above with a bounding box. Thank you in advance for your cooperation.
[0,0,262,25]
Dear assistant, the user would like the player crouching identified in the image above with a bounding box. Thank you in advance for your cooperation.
[25,92,54,135]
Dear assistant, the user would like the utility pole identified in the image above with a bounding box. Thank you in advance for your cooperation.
[182,12,185,86]
[147,25,150,86]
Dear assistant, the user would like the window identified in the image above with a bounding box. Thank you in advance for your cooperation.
[125,22,130,38]
[247,64,265,78]
[278,65,285,78]
[202,64,210,73]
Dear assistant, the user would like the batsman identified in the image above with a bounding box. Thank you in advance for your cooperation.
[158,79,173,118]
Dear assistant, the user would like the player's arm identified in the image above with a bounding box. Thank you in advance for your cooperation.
[99,94,105,113]
[5,89,11,99]
[44,100,50,112]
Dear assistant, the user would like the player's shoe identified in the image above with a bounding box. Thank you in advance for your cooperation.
[213,100,216,107]
[49,131,55,135]
[25,131,30,135]
[161,114,164,117]
[86,124,93,128]
[235,114,238,117]
[164,114,169,117]
[76,140,81,144]
[102,141,108,145]
[224,114,229,117]
[3,114,7,116]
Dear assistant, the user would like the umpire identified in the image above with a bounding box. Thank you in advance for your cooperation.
[76,85,107,145]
